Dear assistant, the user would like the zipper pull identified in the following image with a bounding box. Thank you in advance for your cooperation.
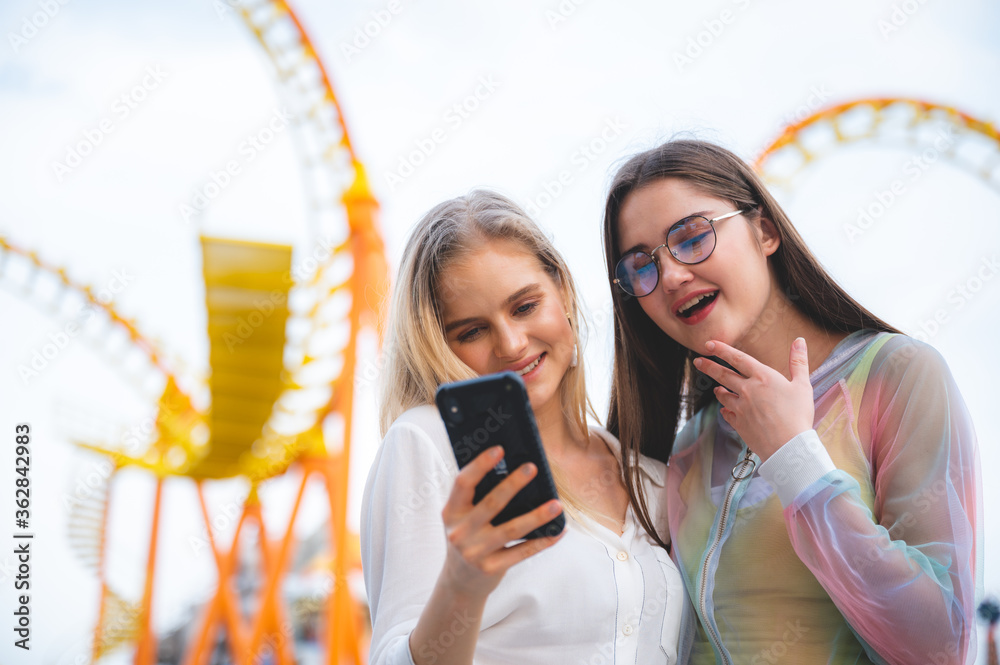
[730,447,756,481]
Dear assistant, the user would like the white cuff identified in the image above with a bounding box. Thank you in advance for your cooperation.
[757,430,837,508]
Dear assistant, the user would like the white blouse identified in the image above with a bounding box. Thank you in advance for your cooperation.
[360,405,686,665]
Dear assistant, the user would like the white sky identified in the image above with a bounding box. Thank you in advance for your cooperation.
[1,0,998,663]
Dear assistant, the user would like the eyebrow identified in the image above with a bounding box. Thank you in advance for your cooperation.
[443,283,543,334]
[619,209,714,257]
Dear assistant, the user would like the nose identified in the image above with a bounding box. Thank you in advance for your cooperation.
[494,320,529,361]
[651,245,693,292]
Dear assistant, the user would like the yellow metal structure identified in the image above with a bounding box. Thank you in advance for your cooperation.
[1,1,387,663]
[196,237,294,480]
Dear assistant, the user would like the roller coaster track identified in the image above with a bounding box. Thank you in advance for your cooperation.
[754,98,1000,193]
[4,1,385,663]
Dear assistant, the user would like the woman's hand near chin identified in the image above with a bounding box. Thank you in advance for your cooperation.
[692,338,815,461]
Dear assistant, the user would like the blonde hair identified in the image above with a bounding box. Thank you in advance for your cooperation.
[378,189,590,438]
[377,190,604,523]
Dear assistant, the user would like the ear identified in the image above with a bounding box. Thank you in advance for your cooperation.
[551,272,574,321]
[756,212,781,257]
[561,291,575,326]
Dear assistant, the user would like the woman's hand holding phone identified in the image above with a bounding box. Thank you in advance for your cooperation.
[439,445,564,600]
[409,373,565,664]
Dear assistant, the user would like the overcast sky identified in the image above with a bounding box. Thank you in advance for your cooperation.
[1,0,998,663]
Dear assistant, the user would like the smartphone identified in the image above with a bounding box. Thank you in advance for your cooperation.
[435,371,565,539]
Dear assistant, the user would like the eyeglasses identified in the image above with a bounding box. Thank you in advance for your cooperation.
[613,209,747,297]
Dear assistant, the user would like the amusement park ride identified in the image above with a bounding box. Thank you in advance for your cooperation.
[1,2,999,664]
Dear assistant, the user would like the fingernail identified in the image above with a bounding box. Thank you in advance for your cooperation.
[492,446,503,459]
[548,501,561,515]
[794,337,805,350]
[705,341,716,351]
[522,463,536,476]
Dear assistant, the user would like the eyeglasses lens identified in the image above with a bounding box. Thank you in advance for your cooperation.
[615,216,718,296]
[615,252,658,296]
[667,216,715,264]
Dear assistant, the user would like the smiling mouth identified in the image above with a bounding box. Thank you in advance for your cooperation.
[677,291,717,318]
[516,354,544,376]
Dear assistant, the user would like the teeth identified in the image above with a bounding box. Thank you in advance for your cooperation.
[678,292,715,315]
[517,356,541,376]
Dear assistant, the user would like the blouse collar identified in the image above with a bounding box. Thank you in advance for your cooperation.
[591,426,667,488]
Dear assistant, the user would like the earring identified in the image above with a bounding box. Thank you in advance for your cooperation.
[565,311,578,367]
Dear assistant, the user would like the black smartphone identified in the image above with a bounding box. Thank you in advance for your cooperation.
[435,371,565,540]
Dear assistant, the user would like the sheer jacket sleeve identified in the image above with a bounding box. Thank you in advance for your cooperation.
[758,337,982,665]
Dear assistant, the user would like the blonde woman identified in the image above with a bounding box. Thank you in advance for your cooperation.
[361,190,687,665]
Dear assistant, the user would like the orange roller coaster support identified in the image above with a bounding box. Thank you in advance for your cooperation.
[182,484,251,665]
[1,1,388,662]
[246,472,309,661]
[134,476,165,665]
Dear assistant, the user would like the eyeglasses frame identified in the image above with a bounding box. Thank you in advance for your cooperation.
[613,208,748,297]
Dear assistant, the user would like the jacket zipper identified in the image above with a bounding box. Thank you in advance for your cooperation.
[697,450,753,665]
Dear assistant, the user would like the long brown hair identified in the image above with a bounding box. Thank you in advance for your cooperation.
[602,139,900,473]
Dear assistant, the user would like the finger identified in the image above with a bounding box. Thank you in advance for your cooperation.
[445,446,504,520]
[714,385,739,409]
[482,526,566,574]
[789,337,810,385]
[464,461,540,533]
[704,340,758,377]
[693,355,744,393]
[719,406,736,425]
[451,495,558,566]
[481,499,563,552]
